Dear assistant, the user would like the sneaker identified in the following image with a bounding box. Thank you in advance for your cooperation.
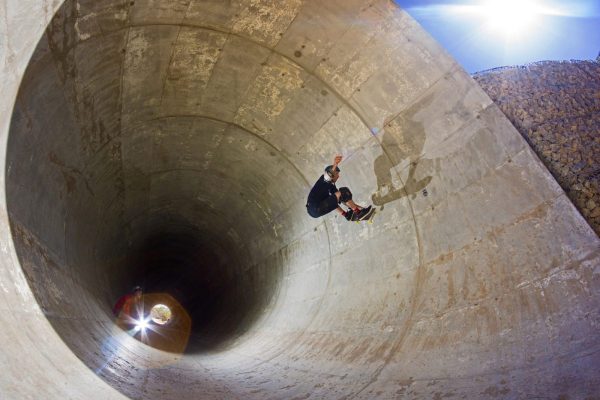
[343,209,354,221]
[352,205,372,221]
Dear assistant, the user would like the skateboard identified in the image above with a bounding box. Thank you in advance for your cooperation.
[354,207,376,224]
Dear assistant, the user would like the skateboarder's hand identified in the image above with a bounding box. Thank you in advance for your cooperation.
[333,155,342,166]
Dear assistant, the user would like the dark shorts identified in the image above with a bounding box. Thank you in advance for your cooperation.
[306,194,339,218]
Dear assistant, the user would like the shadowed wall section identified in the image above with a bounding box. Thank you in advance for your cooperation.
[0,1,599,399]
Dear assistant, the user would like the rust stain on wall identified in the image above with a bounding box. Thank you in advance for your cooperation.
[48,151,79,194]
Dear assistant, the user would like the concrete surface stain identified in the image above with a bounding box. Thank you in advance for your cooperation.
[433,392,455,400]
[232,0,302,47]
[47,5,117,157]
[48,152,79,194]
[290,393,311,400]
[372,93,435,208]
[46,1,77,82]
[344,337,371,363]
[235,59,304,130]
[9,220,67,314]
[481,385,510,397]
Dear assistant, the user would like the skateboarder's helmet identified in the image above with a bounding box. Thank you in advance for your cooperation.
[324,165,340,182]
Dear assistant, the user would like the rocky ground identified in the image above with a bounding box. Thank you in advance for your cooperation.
[473,59,600,236]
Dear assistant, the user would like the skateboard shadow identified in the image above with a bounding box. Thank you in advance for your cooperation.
[372,162,433,208]
[372,94,435,209]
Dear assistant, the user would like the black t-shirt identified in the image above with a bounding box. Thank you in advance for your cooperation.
[307,175,337,206]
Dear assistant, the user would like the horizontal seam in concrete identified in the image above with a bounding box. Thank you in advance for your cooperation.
[140,166,307,227]
[61,21,457,160]
[58,22,377,125]
[119,114,310,185]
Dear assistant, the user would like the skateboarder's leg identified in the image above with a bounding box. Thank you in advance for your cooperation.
[326,197,356,221]
[344,199,363,210]
[338,187,370,212]
[351,205,373,221]
[317,195,340,217]
[307,194,336,218]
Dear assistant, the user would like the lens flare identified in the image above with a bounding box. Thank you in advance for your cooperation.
[425,0,565,42]
[134,317,150,331]
[114,293,191,353]
[479,0,544,38]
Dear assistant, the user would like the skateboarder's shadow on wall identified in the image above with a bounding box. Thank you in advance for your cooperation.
[372,95,434,209]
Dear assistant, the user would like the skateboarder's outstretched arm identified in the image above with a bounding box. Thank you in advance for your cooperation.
[330,154,344,209]
[333,154,342,167]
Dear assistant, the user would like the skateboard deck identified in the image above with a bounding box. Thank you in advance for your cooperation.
[354,207,376,224]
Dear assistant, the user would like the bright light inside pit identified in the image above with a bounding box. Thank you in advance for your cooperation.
[150,304,172,325]
[135,318,149,331]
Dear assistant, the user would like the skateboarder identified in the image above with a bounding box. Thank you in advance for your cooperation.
[306,155,372,221]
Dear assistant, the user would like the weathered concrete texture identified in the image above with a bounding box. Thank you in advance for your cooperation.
[474,60,600,236]
[0,1,599,399]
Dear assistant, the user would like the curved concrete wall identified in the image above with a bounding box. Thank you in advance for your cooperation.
[1,1,598,399]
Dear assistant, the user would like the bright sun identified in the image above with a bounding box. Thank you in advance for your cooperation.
[477,0,546,38]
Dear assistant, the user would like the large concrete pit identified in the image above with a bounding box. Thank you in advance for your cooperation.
[0,1,599,399]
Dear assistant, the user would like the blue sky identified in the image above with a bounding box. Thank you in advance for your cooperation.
[395,0,600,73]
